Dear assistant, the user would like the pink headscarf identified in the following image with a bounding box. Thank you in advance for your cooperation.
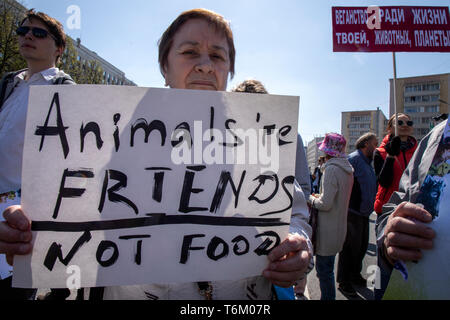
[317,133,347,158]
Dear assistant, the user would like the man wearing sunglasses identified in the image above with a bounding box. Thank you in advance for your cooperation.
[0,9,75,300]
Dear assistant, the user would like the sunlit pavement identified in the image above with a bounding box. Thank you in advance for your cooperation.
[306,212,377,301]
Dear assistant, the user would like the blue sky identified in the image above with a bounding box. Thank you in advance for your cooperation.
[24,0,450,144]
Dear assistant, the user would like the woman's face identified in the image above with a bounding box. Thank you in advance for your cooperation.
[164,19,230,91]
[393,114,414,137]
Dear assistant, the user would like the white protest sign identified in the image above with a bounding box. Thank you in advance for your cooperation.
[12,85,299,288]
[383,119,450,299]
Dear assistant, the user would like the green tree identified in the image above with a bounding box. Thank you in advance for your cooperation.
[0,0,26,77]
[59,37,105,84]
[0,0,105,84]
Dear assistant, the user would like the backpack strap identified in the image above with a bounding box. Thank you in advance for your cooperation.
[0,69,29,111]
[0,71,20,111]
[1,70,74,111]
[52,74,76,85]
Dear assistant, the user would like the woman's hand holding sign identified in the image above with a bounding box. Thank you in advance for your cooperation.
[383,202,436,264]
[263,233,311,287]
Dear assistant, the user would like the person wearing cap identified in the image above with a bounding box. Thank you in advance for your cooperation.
[308,133,354,300]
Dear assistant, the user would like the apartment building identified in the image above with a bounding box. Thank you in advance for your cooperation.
[341,108,387,154]
[390,73,449,141]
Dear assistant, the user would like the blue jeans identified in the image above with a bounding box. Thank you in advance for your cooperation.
[316,255,336,300]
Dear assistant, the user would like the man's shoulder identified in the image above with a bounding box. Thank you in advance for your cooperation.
[1,69,27,108]
[53,70,76,85]
[348,150,362,164]
[348,149,361,158]
[1,69,26,82]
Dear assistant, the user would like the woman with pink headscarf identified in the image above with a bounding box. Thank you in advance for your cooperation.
[308,133,354,300]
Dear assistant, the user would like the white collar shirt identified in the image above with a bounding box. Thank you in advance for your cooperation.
[0,67,60,194]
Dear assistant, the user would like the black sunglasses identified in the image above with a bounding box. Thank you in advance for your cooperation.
[16,26,56,40]
[398,120,414,127]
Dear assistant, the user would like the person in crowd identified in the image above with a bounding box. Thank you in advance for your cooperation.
[311,156,325,194]
[308,133,354,300]
[232,79,267,94]
[374,113,418,215]
[0,9,75,300]
[0,8,313,300]
[231,79,312,199]
[375,118,446,299]
[292,134,312,300]
[232,79,312,300]
[337,132,378,297]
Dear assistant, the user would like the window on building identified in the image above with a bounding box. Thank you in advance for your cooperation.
[431,95,439,102]
[405,107,417,113]
[426,105,439,113]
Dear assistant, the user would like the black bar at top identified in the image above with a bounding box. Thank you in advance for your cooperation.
[31,214,289,232]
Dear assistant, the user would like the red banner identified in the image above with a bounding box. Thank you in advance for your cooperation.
[332,6,450,52]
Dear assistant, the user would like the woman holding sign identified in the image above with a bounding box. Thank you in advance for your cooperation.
[0,8,313,300]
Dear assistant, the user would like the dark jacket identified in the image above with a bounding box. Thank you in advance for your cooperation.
[373,134,417,214]
[348,149,377,217]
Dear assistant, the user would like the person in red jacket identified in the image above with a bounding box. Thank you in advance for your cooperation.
[374,113,418,214]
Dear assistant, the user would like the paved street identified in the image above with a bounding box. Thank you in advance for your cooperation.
[306,212,378,300]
